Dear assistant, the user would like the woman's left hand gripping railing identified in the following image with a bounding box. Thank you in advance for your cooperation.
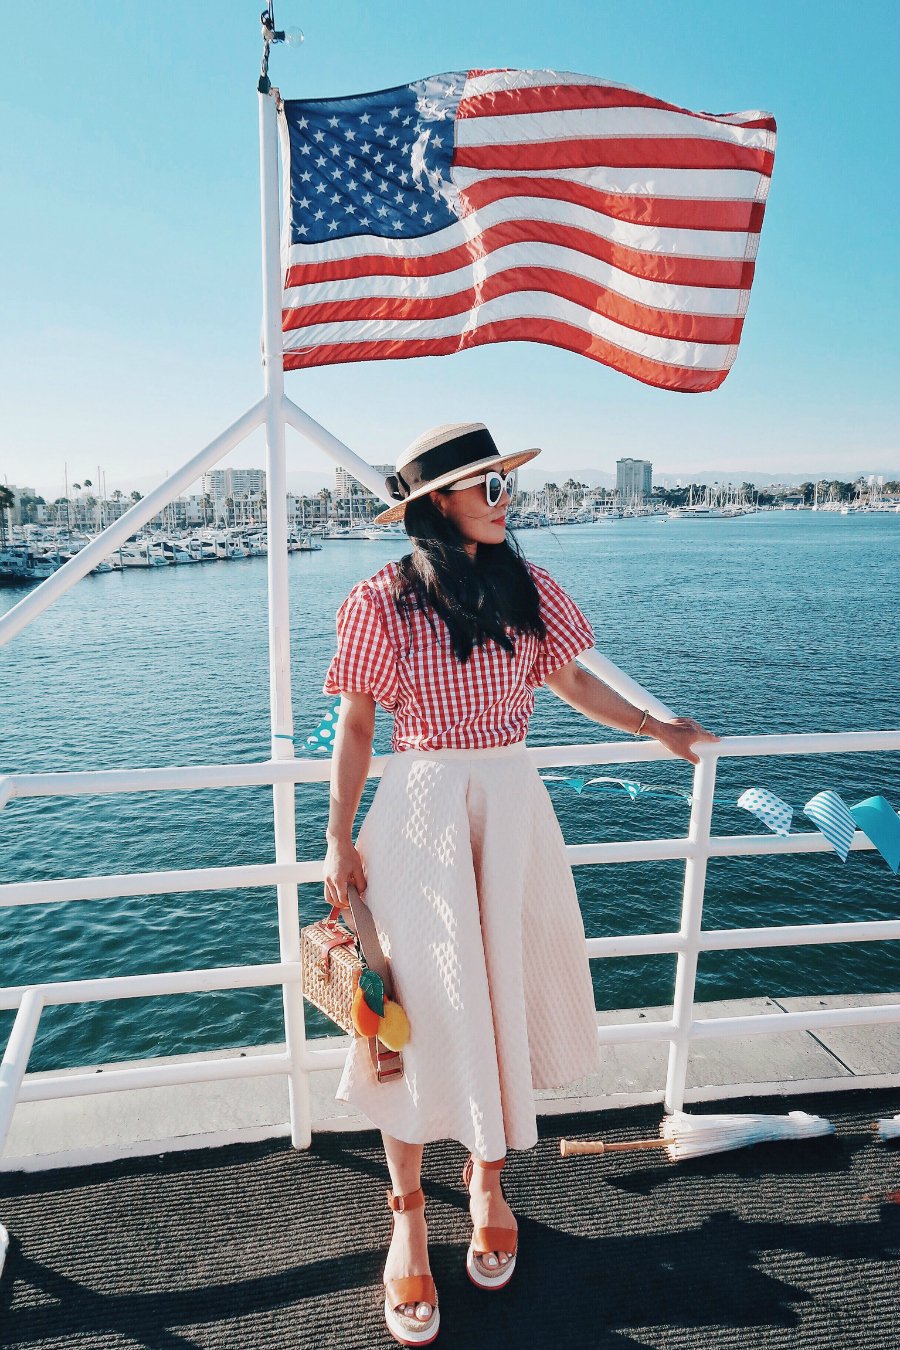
[0,986,45,1276]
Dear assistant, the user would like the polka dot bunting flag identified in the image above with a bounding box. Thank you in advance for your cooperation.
[736,788,793,837]
[303,700,342,753]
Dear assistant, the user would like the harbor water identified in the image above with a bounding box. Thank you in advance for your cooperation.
[2,511,898,1072]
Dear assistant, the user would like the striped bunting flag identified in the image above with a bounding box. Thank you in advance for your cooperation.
[279,69,776,392]
[804,791,858,861]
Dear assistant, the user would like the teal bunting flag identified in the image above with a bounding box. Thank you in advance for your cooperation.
[849,796,900,874]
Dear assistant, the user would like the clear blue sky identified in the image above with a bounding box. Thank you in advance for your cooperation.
[2,1,897,498]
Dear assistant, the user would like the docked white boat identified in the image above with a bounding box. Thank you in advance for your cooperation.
[324,526,370,540]
[162,539,197,564]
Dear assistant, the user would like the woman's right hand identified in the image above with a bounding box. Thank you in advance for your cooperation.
[323,833,367,912]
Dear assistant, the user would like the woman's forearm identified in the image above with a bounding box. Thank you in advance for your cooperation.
[545,662,719,765]
[544,663,648,733]
[327,693,376,845]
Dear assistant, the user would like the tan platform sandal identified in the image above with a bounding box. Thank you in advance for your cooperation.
[462,1155,518,1290]
[383,1187,440,1346]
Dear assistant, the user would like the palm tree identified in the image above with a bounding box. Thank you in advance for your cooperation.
[20,494,45,524]
[0,484,14,547]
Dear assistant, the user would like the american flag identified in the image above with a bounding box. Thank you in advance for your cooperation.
[280,69,776,392]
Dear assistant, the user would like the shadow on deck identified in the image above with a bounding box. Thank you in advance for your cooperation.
[1,1088,898,1349]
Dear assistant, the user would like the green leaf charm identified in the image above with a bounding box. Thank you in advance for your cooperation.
[358,968,385,1018]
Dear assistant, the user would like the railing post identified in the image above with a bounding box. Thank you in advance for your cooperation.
[259,86,311,1148]
[664,750,718,1113]
[0,988,44,1160]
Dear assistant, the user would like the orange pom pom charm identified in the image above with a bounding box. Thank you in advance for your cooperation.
[351,985,382,1038]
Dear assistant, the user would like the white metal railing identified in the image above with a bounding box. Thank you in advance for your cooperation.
[1,729,899,1163]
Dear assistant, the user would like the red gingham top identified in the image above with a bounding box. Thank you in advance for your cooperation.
[324,561,594,751]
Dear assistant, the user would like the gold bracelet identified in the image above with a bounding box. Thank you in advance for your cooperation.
[634,709,650,737]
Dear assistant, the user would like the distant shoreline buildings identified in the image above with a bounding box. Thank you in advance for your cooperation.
[3,466,899,537]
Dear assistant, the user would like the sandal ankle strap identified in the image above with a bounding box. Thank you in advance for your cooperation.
[386,1186,425,1213]
[462,1153,506,1188]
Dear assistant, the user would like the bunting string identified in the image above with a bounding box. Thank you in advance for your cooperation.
[299,704,899,875]
[540,777,900,875]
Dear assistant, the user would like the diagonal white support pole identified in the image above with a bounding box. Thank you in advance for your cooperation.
[576,649,675,722]
[260,88,311,1148]
[282,396,393,503]
[0,399,267,650]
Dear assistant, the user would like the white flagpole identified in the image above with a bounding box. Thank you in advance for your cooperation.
[259,84,311,1149]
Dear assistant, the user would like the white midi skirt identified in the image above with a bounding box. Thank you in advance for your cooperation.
[335,743,600,1159]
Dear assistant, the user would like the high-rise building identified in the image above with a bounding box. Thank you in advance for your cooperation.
[202,469,266,499]
[201,470,226,499]
[335,464,394,497]
[616,458,652,503]
[225,468,266,497]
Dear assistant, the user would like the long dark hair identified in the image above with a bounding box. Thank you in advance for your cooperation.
[391,492,546,663]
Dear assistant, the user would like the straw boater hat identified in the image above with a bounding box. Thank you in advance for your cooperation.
[374,423,541,524]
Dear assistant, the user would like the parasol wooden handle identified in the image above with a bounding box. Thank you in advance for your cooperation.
[560,1137,672,1156]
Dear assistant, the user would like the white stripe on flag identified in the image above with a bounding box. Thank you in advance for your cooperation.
[452,164,771,202]
[462,70,640,96]
[284,242,746,316]
[285,196,757,269]
[282,289,733,369]
[455,107,776,150]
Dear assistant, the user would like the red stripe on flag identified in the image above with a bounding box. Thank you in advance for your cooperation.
[458,176,768,233]
[283,319,730,392]
[454,138,775,175]
[283,269,744,345]
[285,221,755,292]
[457,83,777,134]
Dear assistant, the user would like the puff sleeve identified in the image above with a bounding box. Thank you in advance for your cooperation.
[323,582,400,711]
[528,565,595,687]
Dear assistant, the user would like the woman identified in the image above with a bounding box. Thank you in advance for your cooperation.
[322,422,717,1346]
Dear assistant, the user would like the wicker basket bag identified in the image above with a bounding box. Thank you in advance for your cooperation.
[300,887,405,1082]
[300,908,361,1034]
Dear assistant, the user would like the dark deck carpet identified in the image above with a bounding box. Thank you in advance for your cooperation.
[1,1089,899,1349]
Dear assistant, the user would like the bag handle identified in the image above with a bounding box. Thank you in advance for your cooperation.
[347,884,395,1002]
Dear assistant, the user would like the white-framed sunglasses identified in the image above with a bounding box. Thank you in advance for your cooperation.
[447,470,512,507]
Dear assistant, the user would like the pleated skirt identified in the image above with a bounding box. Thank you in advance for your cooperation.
[335,743,599,1158]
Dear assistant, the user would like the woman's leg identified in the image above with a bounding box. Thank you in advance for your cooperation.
[382,1133,434,1322]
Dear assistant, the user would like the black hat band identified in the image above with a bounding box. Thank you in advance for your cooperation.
[385,427,499,503]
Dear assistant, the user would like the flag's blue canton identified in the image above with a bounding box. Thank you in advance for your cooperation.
[283,77,463,246]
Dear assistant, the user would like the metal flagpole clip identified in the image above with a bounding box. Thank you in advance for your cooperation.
[258,3,304,94]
